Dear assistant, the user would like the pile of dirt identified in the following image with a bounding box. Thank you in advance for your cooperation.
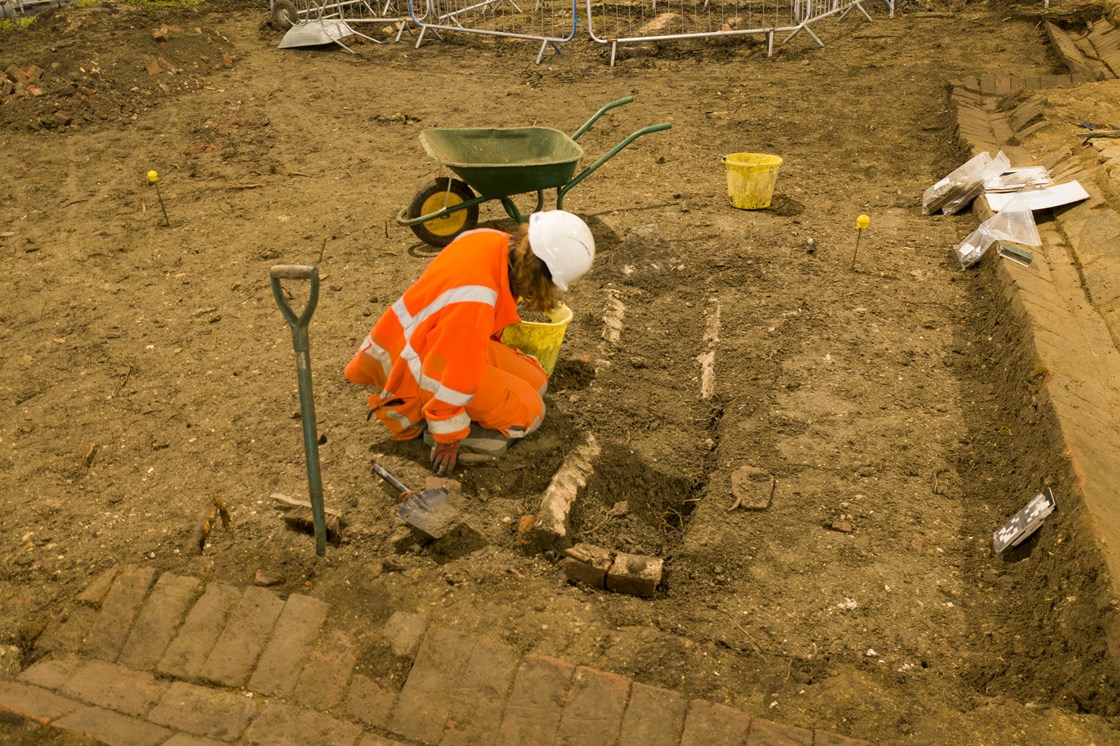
[0,3,240,131]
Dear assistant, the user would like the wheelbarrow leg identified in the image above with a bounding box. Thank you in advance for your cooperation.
[270,264,328,557]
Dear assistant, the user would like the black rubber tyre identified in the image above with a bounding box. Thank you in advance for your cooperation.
[406,178,478,248]
[271,0,299,31]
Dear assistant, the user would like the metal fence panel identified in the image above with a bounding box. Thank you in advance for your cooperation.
[586,0,883,64]
[407,0,580,62]
[274,0,407,29]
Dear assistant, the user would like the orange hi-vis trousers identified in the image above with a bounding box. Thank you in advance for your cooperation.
[352,337,548,442]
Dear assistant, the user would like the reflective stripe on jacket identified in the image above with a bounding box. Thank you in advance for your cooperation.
[344,229,520,443]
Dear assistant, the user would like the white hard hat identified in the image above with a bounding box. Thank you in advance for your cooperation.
[527,210,595,292]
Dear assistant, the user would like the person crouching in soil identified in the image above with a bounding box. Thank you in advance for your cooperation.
[345,210,596,475]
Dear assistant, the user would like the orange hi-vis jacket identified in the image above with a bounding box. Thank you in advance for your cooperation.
[345,229,523,444]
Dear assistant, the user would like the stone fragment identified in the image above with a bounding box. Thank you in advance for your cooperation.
[0,646,20,679]
[383,611,428,657]
[253,570,283,587]
[730,466,774,510]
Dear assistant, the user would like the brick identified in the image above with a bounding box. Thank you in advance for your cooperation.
[18,655,83,691]
[812,731,868,745]
[4,64,28,84]
[746,717,813,745]
[1009,100,1045,132]
[563,544,612,588]
[83,566,157,662]
[440,637,520,746]
[680,699,750,746]
[294,629,356,711]
[0,681,82,724]
[119,574,202,671]
[77,568,120,607]
[390,627,519,745]
[157,582,240,680]
[555,667,631,746]
[345,674,398,729]
[382,610,428,657]
[1015,119,1049,141]
[606,554,663,598]
[494,654,575,745]
[1081,256,1120,307]
[53,705,170,746]
[147,681,257,741]
[164,735,226,746]
[200,586,284,687]
[1072,210,1120,266]
[243,701,363,746]
[249,593,329,697]
[61,660,166,718]
[617,682,688,746]
[35,604,99,658]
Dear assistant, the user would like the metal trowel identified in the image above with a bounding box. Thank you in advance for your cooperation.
[373,463,462,540]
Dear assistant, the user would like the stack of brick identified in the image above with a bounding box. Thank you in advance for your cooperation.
[948,74,1091,159]
[1045,19,1120,80]
[1,63,43,99]
[563,543,665,597]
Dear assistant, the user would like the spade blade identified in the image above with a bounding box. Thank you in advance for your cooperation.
[397,489,461,540]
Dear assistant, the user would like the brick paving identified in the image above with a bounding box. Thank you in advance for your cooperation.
[946,63,1120,675]
[0,568,867,745]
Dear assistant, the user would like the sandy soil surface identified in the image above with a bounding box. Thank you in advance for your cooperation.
[3,1,1120,742]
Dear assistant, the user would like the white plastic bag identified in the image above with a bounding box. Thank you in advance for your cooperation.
[923,151,1011,215]
[955,193,1041,269]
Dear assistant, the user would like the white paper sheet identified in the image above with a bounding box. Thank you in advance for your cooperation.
[985,181,1090,212]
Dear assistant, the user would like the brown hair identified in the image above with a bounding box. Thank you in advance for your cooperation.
[509,224,561,314]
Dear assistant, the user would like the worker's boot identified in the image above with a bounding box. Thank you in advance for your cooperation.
[423,424,509,458]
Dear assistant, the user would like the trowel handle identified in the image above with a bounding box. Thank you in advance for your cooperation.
[373,463,413,495]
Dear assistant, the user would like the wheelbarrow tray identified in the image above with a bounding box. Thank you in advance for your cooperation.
[419,127,584,199]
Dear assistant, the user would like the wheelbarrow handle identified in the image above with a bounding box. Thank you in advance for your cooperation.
[571,96,635,142]
[558,122,672,208]
[269,264,320,336]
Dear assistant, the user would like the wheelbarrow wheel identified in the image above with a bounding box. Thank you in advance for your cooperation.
[407,178,478,248]
[271,0,298,31]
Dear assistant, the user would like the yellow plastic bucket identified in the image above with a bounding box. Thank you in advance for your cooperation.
[723,153,783,209]
[501,303,572,376]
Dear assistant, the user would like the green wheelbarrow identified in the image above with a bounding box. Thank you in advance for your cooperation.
[396,97,671,247]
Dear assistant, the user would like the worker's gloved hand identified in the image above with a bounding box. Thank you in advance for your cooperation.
[430,440,461,476]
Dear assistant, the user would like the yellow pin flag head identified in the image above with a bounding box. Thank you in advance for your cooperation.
[147,170,159,185]
[856,214,870,230]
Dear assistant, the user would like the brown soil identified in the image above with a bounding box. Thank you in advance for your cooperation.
[3,1,1120,743]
